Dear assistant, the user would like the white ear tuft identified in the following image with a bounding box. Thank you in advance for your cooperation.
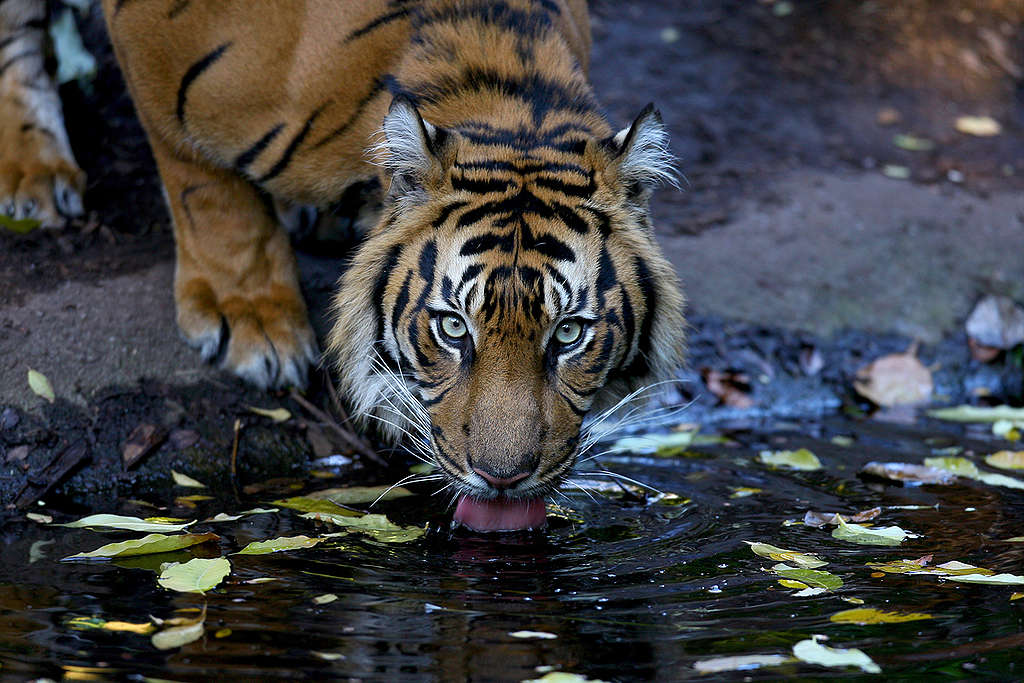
[612,104,679,191]
[375,96,442,183]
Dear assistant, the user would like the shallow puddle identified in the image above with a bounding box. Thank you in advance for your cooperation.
[1,416,1022,680]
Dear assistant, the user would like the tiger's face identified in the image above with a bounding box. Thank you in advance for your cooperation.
[329,99,685,532]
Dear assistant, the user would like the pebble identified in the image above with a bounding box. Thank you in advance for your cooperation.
[0,408,19,431]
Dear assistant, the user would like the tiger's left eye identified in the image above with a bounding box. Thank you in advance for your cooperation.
[440,314,468,340]
[554,319,584,346]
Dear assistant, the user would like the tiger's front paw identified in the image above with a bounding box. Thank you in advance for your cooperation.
[176,279,319,390]
[0,156,85,228]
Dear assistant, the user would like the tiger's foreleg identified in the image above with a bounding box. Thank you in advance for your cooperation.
[150,137,318,389]
[0,0,85,227]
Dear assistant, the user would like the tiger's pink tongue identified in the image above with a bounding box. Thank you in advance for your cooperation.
[453,496,547,532]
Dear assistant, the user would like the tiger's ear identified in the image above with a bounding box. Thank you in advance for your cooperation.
[380,96,451,196]
[605,104,678,198]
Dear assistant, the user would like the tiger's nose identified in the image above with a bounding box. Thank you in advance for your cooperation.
[472,466,531,490]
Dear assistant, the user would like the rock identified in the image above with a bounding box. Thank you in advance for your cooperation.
[0,407,19,431]
[965,296,1024,350]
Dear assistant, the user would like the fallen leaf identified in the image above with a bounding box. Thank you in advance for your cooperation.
[0,215,42,234]
[778,579,809,589]
[693,654,790,674]
[928,405,1024,423]
[306,485,415,504]
[701,367,754,409]
[992,420,1022,441]
[803,507,880,528]
[313,593,338,605]
[523,674,607,683]
[247,405,292,422]
[831,518,913,546]
[1011,593,1023,601]
[946,573,1024,585]
[924,456,1024,490]
[157,557,231,593]
[171,471,207,488]
[26,512,52,523]
[611,429,695,454]
[55,514,193,533]
[829,608,932,625]
[985,451,1024,470]
[792,637,880,674]
[151,607,205,650]
[730,487,761,498]
[28,369,55,403]
[509,631,558,639]
[202,508,278,523]
[882,164,910,179]
[273,496,361,516]
[214,628,232,638]
[300,512,424,543]
[772,564,843,590]
[122,424,167,469]
[66,616,156,635]
[235,535,323,555]
[854,348,932,407]
[965,296,1024,350]
[955,115,1001,137]
[63,532,219,560]
[745,541,827,568]
[312,651,344,661]
[758,448,822,471]
[892,133,935,152]
[860,461,957,486]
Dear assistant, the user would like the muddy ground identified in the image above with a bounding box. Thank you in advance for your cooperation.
[1,0,1023,510]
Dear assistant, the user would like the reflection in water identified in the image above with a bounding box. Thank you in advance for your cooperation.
[1,417,1022,680]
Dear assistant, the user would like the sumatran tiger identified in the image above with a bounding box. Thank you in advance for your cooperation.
[1,0,686,531]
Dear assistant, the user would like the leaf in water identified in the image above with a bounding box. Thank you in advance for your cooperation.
[928,405,1024,423]
[29,539,54,564]
[803,511,843,527]
[831,518,913,546]
[892,133,935,152]
[273,497,361,515]
[409,463,435,474]
[157,557,231,593]
[26,513,52,524]
[757,448,822,471]
[778,579,809,589]
[860,461,957,485]
[730,487,761,498]
[509,631,558,639]
[247,405,292,422]
[313,593,338,605]
[28,369,55,403]
[203,508,278,523]
[830,608,932,624]
[882,164,910,180]
[55,514,193,533]
[313,651,344,661]
[924,456,1024,490]
[772,564,843,590]
[985,451,1024,470]
[693,654,790,674]
[300,512,425,543]
[523,674,608,683]
[792,637,881,674]
[745,541,827,568]
[235,535,322,555]
[66,616,156,634]
[1007,537,1024,542]
[955,115,1001,137]
[854,349,932,407]
[611,429,695,454]
[64,532,219,560]
[1012,593,1023,601]
[946,572,1024,585]
[171,470,207,488]
[306,486,414,504]
[151,608,205,651]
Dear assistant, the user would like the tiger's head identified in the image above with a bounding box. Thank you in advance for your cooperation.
[328,98,685,532]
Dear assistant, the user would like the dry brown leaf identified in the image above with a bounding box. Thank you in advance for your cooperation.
[701,368,754,409]
[122,424,167,469]
[965,296,1024,351]
[854,346,933,407]
[860,461,957,485]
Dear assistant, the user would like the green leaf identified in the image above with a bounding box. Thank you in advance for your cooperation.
[203,508,278,523]
[924,456,1024,490]
[28,368,55,403]
[523,673,608,683]
[235,535,322,555]
[693,654,791,674]
[830,608,932,624]
[157,557,231,593]
[247,405,292,422]
[928,405,1024,423]
[509,631,558,639]
[171,470,207,488]
[151,608,205,651]
[272,497,362,515]
[312,593,338,605]
[0,214,41,234]
[306,486,415,504]
[772,563,843,590]
[985,451,1024,471]
[831,518,912,546]
[745,541,827,568]
[792,637,880,674]
[63,532,219,560]
[55,514,194,533]
[611,429,695,454]
[300,512,424,543]
[946,572,1024,585]
[757,448,822,471]
[892,133,934,152]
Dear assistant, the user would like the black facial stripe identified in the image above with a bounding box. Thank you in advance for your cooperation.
[373,244,404,343]
[344,7,413,43]
[450,175,514,194]
[550,201,589,234]
[578,205,612,238]
[523,226,575,262]
[596,246,617,307]
[455,263,484,300]
[620,285,637,359]
[455,188,551,229]
[432,200,469,228]
[390,270,413,332]
[460,231,514,256]
[533,174,596,198]
[454,159,590,177]
[585,329,616,375]
[617,256,657,377]
[439,275,454,305]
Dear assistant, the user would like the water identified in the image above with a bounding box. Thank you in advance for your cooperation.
[1,417,1022,681]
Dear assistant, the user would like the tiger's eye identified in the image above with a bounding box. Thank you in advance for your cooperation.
[555,320,584,345]
[440,314,467,340]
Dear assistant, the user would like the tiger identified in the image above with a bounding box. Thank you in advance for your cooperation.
[2,0,686,531]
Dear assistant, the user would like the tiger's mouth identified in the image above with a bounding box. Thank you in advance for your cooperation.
[452,495,547,533]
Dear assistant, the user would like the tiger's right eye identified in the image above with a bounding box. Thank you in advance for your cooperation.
[439,314,468,341]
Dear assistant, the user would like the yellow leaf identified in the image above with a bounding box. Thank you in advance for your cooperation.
[985,451,1024,470]
[730,487,761,498]
[1011,593,1023,601]
[778,579,809,589]
[64,532,219,560]
[745,541,828,568]
[955,115,1001,137]
[830,608,932,625]
[28,368,55,403]
[171,471,207,488]
[313,593,337,605]
[66,616,156,635]
[157,557,231,593]
[247,405,292,422]
[757,448,822,471]
[151,607,205,650]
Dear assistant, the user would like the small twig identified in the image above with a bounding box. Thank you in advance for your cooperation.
[290,390,384,465]
[230,418,242,479]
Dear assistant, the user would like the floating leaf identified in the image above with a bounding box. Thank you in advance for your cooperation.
[64,532,219,560]
[832,518,913,546]
[946,572,1024,585]
[313,593,338,605]
[985,451,1024,470]
[1011,593,1023,601]
[928,405,1024,423]
[306,486,415,504]
[203,508,278,523]
[745,541,827,568]
[524,674,607,683]
[56,514,193,533]
[247,405,292,422]
[778,579,809,589]
[235,535,322,555]
[157,557,231,593]
[830,608,932,625]
[854,349,932,407]
[792,637,880,674]
[693,654,790,674]
[892,133,934,152]
[772,564,843,590]
[26,513,52,524]
[300,512,424,543]
[611,429,694,454]
[272,496,361,516]
[730,487,762,498]
[509,631,558,639]
[151,607,205,651]
[66,616,156,635]
[955,115,1001,137]
[409,463,435,474]
[757,448,822,471]
[860,461,956,485]
[28,369,55,403]
[924,456,1024,490]
[171,471,207,488]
